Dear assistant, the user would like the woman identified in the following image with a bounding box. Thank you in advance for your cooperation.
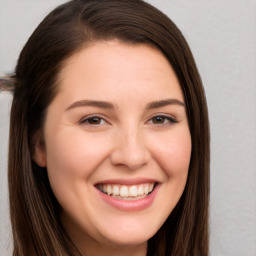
[3,0,210,255]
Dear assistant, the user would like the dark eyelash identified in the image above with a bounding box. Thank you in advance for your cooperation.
[79,116,106,125]
[163,115,177,123]
[151,115,178,124]
[78,114,177,126]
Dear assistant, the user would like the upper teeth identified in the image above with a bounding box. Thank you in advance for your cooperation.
[98,183,154,197]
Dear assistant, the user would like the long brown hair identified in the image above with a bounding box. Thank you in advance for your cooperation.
[7,0,210,255]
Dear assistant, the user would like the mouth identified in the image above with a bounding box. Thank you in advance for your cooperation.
[95,183,156,201]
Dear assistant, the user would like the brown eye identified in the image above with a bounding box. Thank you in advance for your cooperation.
[152,116,166,124]
[150,115,177,125]
[87,117,101,125]
[80,116,106,125]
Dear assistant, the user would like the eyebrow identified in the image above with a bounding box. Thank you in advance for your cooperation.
[146,99,185,109]
[65,98,185,111]
[65,100,115,111]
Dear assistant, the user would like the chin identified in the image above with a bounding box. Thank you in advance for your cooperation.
[97,219,159,246]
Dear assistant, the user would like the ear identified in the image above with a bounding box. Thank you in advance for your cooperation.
[32,131,47,167]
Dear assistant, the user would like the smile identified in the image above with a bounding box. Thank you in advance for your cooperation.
[96,183,155,200]
[94,180,159,211]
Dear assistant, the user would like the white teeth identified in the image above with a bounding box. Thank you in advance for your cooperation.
[107,185,112,195]
[120,186,129,197]
[129,185,138,197]
[144,185,149,195]
[138,185,144,195]
[112,185,119,196]
[99,183,155,198]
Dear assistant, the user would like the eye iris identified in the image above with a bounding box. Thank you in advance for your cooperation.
[153,116,165,124]
[88,117,101,124]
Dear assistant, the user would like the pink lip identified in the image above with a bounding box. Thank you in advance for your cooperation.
[95,183,160,212]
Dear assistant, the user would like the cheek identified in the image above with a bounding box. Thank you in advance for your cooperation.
[44,129,111,196]
[150,128,192,177]
[146,127,191,227]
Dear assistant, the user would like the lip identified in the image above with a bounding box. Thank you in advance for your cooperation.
[94,181,160,211]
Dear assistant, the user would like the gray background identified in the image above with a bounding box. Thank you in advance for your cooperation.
[0,1,255,255]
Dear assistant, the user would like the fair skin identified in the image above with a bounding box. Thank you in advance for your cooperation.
[34,41,191,256]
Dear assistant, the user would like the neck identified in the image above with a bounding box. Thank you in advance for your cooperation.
[80,241,147,256]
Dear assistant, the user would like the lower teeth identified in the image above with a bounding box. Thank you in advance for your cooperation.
[111,194,148,200]
[99,190,153,200]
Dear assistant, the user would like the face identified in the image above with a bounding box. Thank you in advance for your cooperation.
[34,41,191,253]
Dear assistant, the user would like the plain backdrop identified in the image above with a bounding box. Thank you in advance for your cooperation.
[0,1,255,255]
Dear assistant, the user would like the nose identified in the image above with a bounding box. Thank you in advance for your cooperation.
[110,127,150,170]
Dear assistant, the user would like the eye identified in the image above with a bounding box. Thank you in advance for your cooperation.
[80,116,107,126]
[148,115,177,125]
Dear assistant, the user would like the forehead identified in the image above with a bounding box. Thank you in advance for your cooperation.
[54,40,184,105]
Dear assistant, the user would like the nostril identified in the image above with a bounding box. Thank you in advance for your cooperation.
[110,147,150,170]
[109,130,150,170]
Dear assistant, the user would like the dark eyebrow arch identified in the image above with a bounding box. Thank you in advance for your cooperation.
[146,99,185,109]
[65,100,115,111]
[65,98,184,111]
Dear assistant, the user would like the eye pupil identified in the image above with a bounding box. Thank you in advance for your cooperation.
[153,116,165,124]
[88,117,101,124]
